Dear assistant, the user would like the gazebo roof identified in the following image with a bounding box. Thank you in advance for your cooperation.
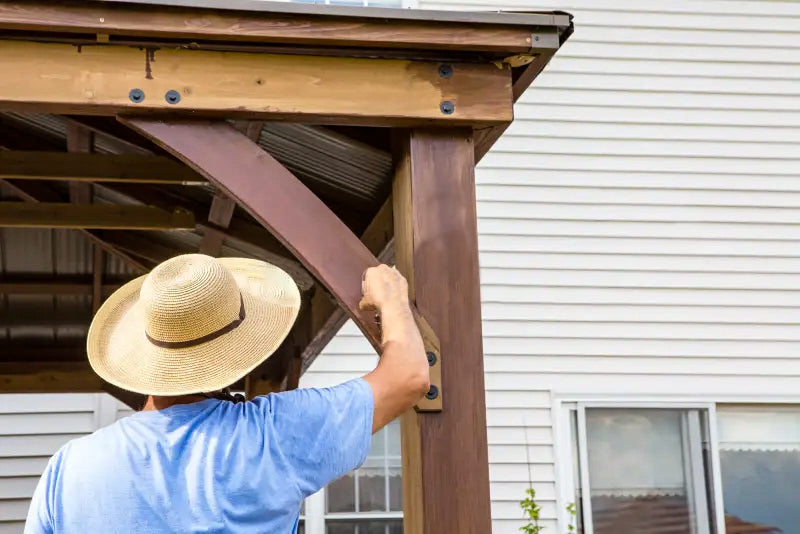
[0,0,572,400]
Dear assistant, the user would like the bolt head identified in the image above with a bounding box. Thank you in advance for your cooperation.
[426,351,437,366]
[439,64,453,78]
[440,101,455,115]
[425,384,439,400]
[165,89,181,104]
[129,88,145,103]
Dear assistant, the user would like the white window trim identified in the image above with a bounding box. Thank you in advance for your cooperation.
[555,399,733,534]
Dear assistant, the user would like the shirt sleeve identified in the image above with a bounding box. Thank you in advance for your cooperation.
[261,378,375,497]
[24,453,57,534]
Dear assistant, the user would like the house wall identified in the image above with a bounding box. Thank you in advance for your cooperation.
[0,394,129,533]
[301,0,800,531]
[1,1,797,532]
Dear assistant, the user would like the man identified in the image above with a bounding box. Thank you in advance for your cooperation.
[25,254,430,533]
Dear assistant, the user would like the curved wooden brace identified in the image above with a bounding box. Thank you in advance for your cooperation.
[120,119,440,410]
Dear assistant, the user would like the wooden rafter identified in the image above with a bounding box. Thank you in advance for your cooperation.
[101,183,302,275]
[121,118,385,349]
[474,51,557,163]
[0,179,149,272]
[0,276,122,295]
[300,196,393,371]
[0,151,205,184]
[0,361,103,393]
[0,202,195,230]
[198,193,236,256]
[0,1,567,53]
[0,40,512,126]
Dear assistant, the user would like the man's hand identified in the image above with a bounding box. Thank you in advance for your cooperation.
[359,264,409,314]
[360,265,429,433]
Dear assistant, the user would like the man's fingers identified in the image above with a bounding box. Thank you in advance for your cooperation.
[359,296,375,311]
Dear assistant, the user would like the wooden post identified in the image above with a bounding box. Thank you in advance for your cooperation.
[393,129,492,534]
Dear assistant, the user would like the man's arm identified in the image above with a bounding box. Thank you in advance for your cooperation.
[360,265,430,433]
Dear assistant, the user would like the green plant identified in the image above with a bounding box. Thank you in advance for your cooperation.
[565,502,577,533]
[520,488,543,534]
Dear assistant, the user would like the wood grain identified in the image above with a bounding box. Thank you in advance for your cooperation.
[0,151,205,184]
[123,119,386,349]
[301,196,394,372]
[0,1,545,53]
[0,40,512,126]
[0,202,195,230]
[394,129,491,534]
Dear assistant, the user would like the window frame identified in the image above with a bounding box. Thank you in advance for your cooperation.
[303,420,403,534]
[556,400,727,534]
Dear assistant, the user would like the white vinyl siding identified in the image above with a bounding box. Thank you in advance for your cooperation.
[0,394,128,532]
[303,0,800,532]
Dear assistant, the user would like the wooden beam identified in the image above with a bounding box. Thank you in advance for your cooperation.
[0,202,195,230]
[1,179,149,272]
[0,40,512,127]
[473,51,556,163]
[0,151,205,184]
[301,196,393,371]
[198,122,254,256]
[122,119,386,349]
[0,1,566,53]
[199,193,236,256]
[0,362,103,393]
[394,129,491,534]
[92,246,104,314]
[0,275,122,295]
[66,123,94,204]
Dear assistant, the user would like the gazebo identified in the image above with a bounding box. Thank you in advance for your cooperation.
[0,1,572,531]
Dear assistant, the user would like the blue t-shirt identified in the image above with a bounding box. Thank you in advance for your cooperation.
[24,378,374,534]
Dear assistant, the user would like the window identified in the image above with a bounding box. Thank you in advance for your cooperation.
[566,404,800,534]
[570,407,715,534]
[717,408,800,533]
[303,420,403,533]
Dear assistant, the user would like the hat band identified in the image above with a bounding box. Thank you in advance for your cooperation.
[145,296,246,349]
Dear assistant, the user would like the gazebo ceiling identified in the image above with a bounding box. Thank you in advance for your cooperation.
[0,0,572,402]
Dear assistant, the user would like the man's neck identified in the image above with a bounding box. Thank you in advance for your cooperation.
[142,394,208,411]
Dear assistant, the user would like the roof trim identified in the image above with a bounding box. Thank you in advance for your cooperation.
[97,0,572,27]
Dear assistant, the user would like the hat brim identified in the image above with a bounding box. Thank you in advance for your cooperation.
[87,258,301,396]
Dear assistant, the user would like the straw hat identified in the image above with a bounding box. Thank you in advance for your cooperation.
[87,254,301,396]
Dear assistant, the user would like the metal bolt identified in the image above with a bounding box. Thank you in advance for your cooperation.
[426,351,437,366]
[439,64,453,78]
[440,101,455,115]
[165,90,181,104]
[128,88,145,103]
[425,384,439,400]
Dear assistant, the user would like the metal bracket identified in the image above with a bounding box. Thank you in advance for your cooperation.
[411,309,442,412]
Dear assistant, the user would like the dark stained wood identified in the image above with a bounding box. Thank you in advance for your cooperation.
[474,51,556,163]
[121,118,385,350]
[97,230,190,266]
[0,275,122,295]
[1,179,149,272]
[300,196,394,371]
[102,183,296,263]
[66,123,94,204]
[65,115,169,155]
[1,40,512,127]
[0,116,65,151]
[394,129,491,534]
[0,202,195,230]
[0,1,557,54]
[199,193,237,256]
[0,151,205,184]
[92,246,104,314]
[0,361,103,393]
